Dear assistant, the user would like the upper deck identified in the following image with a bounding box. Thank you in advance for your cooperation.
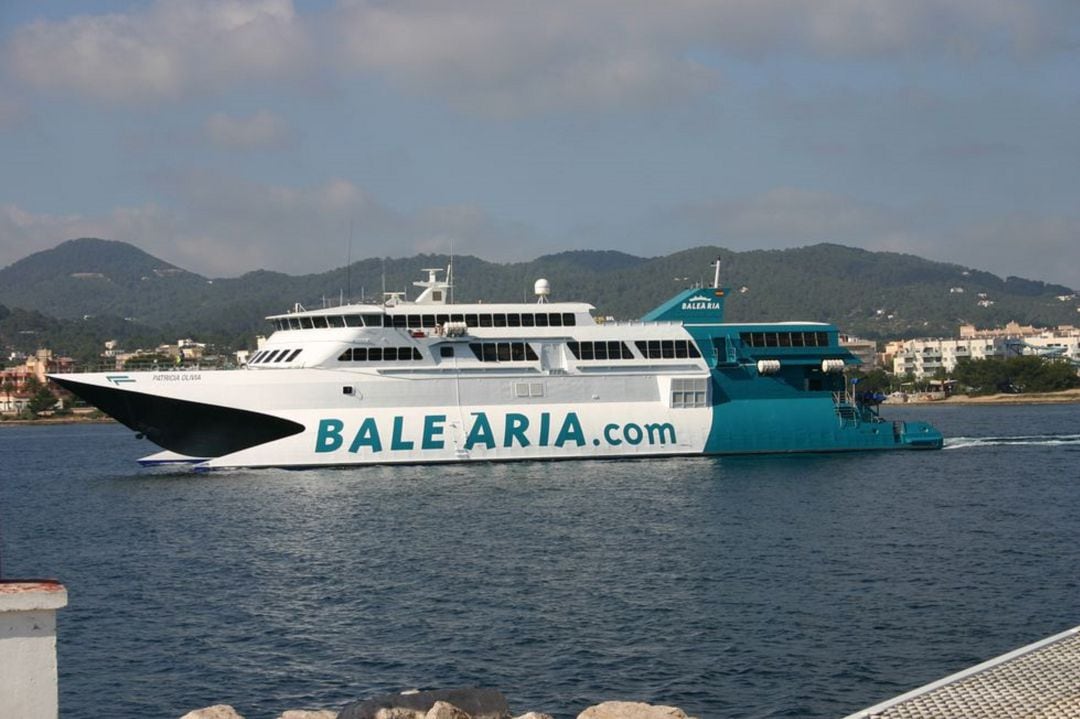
[247,268,853,376]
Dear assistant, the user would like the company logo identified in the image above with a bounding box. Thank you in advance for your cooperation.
[313,411,677,455]
[681,294,722,311]
[106,375,136,385]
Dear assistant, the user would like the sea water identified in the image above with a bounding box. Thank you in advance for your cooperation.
[2,404,1078,718]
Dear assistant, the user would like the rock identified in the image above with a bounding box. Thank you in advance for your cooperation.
[512,714,554,719]
[278,711,338,719]
[425,701,472,719]
[577,701,695,719]
[180,706,245,719]
[339,688,509,719]
[374,710,424,719]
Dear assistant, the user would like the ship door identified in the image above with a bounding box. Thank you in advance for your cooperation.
[539,342,568,374]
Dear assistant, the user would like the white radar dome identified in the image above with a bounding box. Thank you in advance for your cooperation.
[534,278,551,300]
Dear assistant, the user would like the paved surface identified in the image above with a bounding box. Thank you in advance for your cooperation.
[846,625,1080,718]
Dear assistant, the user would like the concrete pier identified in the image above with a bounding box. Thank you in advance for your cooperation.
[0,581,68,719]
[845,624,1080,718]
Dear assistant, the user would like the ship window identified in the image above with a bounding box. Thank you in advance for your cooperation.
[285,318,298,330]
[369,347,382,361]
[422,315,436,328]
[483,343,497,362]
[507,314,521,327]
[248,351,264,364]
[338,349,352,361]
[353,347,367,361]
[563,313,576,326]
[531,313,546,327]
[791,333,805,347]
[391,315,407,328]
[386,347,400,361]
[521,313,534,327]
[344,315,363,327]
[648,340,661,358]
[362,314,384,327]
[440,346,454,358]
[580,342,594,360]
[466,314,479,327]
[495,342,510,361]
[327,315,344,328]
[608,341,624,359]
[778,333,792,347]
[432,291,443,302]
[413,347,423,360]
[300,317,314,329]
[817,332,830,347]
[263,350,281,363]
[493,314,507,328]
[674,341,688,359]
[546,313,560,327]
[479,314,493,328]
[688,342,701,358]
[312,317,329,329]
[662,340,675,358]
[593,342,608,360]
[450,314,464,323]
[286,349,302,362]
[567,341,580,358]
[408,315,422,329]
[671,377,708,408]
[436,314,450,325]
[343,386,354,395]
[273,350,289,362]
[510,342,526,361]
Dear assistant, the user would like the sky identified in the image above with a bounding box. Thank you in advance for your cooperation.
[0,1,1078,288]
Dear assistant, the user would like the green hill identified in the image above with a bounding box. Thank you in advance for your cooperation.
[1,238,1077,360]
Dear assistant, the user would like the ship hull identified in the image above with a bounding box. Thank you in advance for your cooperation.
[51,369,943,470]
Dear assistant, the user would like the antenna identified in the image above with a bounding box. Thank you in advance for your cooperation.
[713,255,721,289]
[346,219,353,303]
[381,258,386,303]
[448,238,455,304]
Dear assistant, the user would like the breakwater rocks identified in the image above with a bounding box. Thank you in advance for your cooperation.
[180,688,698,719]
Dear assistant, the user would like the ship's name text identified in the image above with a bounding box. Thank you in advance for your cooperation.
[314,411,677,454]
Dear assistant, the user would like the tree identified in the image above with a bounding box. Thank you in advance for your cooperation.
[24,376,59,416]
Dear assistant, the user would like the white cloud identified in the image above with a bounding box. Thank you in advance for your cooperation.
[0,177,537,277]
[204,110,294,150]
[332,0,1076,113]
[7,0,1072,111]
[6,0,311,103]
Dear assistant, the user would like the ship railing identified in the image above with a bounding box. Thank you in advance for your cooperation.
[50,362,231,374]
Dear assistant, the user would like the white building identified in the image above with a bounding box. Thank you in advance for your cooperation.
[891,337,1008,379]
[889,324,1080,379]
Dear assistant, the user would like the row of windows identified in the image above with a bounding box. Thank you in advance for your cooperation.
[567,341,635,360]
[635,340,702,360]
[740,331,831,348]
[468,342,540,362]
[249,348,302,364]
[272,311,577,332]
[338,347,424,362]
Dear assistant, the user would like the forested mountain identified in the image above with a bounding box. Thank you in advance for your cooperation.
[1,238,1077,361]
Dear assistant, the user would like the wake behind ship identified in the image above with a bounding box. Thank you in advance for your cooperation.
[50,263,943,469]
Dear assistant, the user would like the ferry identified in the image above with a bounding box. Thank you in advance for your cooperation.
[50,262,943,469]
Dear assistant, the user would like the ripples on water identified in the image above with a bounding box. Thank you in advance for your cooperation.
[2,404,1078,719]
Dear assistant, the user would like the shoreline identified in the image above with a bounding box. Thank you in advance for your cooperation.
[886,388,1080,406]
[0,415,116,427]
